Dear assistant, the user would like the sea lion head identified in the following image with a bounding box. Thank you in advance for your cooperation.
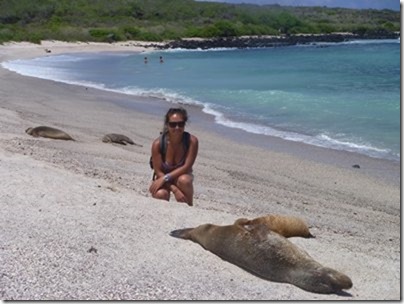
[170,227,195,240]
[102,135,111,143]
[170,224,216,242]
[25,127,33,135]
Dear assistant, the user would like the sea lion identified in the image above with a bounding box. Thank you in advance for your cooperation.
[25,126,74,141]
[102,133,141,146]
[234,214,314,238]
[170,221,352,294]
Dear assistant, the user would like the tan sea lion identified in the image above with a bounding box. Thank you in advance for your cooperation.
[234,214,314,238]
[25,126,74,141]
[102,133,141,146]
[170,221,352,294]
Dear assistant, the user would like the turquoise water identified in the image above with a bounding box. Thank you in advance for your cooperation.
[2,39,400,161]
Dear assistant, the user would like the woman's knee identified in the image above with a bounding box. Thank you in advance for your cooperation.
[176,174,194,205]
[177,174,193,187]
[153,189,170,201]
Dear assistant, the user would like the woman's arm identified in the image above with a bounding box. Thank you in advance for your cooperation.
[149,138,167,195]
[151,137,165,179]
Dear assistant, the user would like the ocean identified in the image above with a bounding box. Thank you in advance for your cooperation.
[2,39,400,161]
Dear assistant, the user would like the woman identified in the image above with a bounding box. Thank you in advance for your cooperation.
[149,107,199,206]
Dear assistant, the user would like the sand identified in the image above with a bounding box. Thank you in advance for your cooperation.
[0,41,400,300]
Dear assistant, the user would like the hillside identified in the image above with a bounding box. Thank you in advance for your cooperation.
[0,0,400,43]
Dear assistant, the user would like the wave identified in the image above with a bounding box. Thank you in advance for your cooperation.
[340,38,400,45]
[304,38,400,47]
[198,98,398,160]
[161,38,400,53]
[1,56,88,80]
[162,47,238,53]
[205,108,397,160]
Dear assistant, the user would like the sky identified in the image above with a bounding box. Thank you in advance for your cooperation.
[196,0,401,11]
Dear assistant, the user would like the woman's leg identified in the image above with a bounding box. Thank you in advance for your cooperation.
[152,188,170,201]
[175,174,194,206]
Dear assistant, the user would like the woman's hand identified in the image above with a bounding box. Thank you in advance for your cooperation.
[149,176,166,195]
[171,187,188,204]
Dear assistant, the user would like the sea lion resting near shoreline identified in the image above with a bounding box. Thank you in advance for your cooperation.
[235,214,314,238]
[170,220,352,294]
[25,126,74,141]
[102,133,141,146]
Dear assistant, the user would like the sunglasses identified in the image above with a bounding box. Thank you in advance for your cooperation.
[168,121,185,128]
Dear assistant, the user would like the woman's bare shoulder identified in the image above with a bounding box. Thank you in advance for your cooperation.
[151,137,161,151]
[189,133,198,143]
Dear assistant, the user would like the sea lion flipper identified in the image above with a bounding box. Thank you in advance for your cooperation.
[170,228,194,240]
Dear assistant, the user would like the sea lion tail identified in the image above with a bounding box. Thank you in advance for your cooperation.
[307,232,315,238]
[170,228,194,240]
[321,268,353,293]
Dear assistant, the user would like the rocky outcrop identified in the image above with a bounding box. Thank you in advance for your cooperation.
[146,32,399,50]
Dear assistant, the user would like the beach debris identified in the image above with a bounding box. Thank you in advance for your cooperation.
[352,164,360,169]
[88,246,98,254]
[106,186,118,192]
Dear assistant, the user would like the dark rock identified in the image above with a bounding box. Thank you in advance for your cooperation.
[151,32,399,50]
[88,246,98,253]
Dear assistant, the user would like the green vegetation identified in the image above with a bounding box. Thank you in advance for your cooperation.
[0,0,400,44]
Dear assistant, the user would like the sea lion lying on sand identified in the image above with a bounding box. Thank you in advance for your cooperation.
[25,126,74,141]
[102,133,142,146]
[170,220,352,294]
[235,214,314,238]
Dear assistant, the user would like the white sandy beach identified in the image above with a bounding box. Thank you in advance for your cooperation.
[0,41,400,300]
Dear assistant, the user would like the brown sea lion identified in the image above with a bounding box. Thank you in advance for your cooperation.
[25,126,74,141]
[170,221,352,294]
[102,133,141,146]
[234,214,314,238]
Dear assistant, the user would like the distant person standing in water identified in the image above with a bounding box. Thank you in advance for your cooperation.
[149,107,199,206]
[159,56,164,63]
[144,56,148,64]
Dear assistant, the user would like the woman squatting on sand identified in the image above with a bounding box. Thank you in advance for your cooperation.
[149,107,199,206]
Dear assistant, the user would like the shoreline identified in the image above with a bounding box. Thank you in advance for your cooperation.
[1,41,399,186]
[0,41,400,300]
[159,33,400,49]
[109,91,400,187]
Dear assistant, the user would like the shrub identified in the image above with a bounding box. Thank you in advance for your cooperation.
[89,28,123,42]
